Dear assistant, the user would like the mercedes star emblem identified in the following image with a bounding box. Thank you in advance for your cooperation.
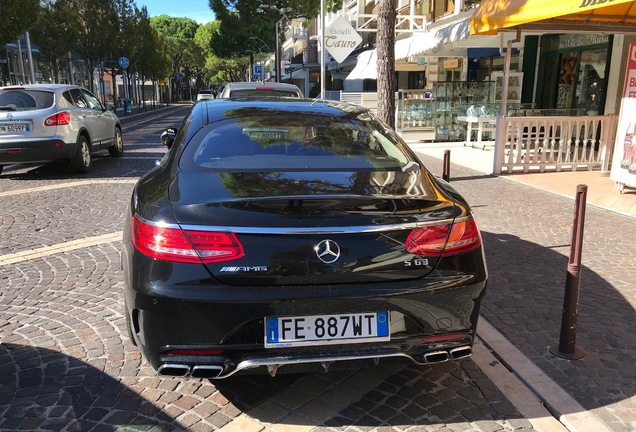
[315,239,341,264]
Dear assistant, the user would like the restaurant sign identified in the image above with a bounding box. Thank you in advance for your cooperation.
[325,16,362,63]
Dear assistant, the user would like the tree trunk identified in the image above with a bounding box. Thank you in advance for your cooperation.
[377,0,397,128]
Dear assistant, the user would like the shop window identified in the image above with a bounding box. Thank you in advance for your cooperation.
[432,0,454,20]
[408,71,426,89]
[535,36,609,114]
[576,49,606,115]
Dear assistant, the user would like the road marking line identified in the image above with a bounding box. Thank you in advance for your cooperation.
[0,179,137,197]
[0,232,122,266]
[476,317,612,432]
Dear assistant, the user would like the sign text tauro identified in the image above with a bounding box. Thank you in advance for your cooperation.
[326,27,359,49]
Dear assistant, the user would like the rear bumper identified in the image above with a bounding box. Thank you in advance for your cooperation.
[123,249,488,378]
[0,138,77,165]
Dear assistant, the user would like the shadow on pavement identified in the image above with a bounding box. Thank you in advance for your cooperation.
[480,229,635,428]
[0,343,180,431]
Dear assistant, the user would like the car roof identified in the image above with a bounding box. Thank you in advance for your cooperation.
[224,82,300,90]
[0,83,82,92]
[200,98,368,123]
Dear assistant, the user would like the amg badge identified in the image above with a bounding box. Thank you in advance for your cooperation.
[220,266,268,272]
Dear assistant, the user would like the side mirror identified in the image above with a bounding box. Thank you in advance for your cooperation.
[106,103,115,112]
[161,128,177,149]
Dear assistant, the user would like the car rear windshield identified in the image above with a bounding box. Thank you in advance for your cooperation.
[0,89,54,111]
[184,113,414,171]
[229,89,299,97]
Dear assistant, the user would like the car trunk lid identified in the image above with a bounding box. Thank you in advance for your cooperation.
[168,170,460,286]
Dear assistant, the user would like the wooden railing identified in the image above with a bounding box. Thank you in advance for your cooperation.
[495,115,618,174]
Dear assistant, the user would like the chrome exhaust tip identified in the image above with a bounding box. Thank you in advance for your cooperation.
[157,363,191,377]
[424,350,450,363]
[450,346,472,360]
[190,365,224,379]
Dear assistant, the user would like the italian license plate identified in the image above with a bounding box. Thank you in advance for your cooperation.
[265,312,390,348]
[0,124,29,133]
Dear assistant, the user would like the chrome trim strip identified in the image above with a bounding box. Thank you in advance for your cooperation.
[214,352,426,379]
[135,215,457,235]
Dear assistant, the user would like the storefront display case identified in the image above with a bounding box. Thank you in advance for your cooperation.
[432,81,494,141]
[396,89,437,141]
[397,83,494,142]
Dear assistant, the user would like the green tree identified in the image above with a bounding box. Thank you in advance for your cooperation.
[30,0,82,83]
[195,21,247,86]
[135,7,172,84]
[71,0,120,91]
[150,15,202,101]
[208,0,335,59]
[0,0,39,45]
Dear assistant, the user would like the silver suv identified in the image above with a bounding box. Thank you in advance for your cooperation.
[0,84,123,175]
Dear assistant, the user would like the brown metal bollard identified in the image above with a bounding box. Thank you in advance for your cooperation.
[442,150,450,182]
[549,184,587,360]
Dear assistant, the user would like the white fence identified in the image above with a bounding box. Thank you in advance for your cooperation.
[339,92,380,113]
[496,114,618,173]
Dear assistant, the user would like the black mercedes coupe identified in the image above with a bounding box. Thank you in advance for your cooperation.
[121,97,488,379]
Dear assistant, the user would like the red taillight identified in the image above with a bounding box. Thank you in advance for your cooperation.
[44,112,70,126]
[406,217,482,257]
[421,333,470,343]
[255,86,275,91]
[131,216,244,264]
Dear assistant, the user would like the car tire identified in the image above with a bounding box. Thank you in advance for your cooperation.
[70,135,92,173]
[108,127,124,157]
[0,166,3,176]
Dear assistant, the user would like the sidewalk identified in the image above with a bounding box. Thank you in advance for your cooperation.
[409,140,636,432]
[409,141,636,218]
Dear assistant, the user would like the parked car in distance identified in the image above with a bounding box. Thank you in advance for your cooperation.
[122,98,488,379]
[0,84,123,175]
[218,81,303,98]
[196,90,214,101]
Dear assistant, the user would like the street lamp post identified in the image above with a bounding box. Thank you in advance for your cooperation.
[245,50,255,81]
[257,4,292,83]
[249,36,270,82]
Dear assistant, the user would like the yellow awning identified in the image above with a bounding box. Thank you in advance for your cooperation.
[470,0,636,35]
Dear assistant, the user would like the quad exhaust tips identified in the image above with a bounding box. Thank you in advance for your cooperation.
[157,363,223,379]
[422,346,473,364]
[155,346,473,379]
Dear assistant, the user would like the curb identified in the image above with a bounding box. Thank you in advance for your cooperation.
[476,318,612,432]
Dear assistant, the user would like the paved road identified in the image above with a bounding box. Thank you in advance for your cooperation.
[0,104,626,432]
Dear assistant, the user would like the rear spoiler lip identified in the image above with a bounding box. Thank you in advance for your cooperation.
[135,214,465,235]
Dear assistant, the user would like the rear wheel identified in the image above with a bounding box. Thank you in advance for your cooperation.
[70,135,92,173]
[108,127,123,157]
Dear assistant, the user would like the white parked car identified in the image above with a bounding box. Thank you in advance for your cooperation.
[196,90,214,101]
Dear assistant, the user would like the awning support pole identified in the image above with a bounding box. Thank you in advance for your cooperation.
[493,29,521,175]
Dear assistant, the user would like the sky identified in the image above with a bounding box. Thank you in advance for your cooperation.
[137,0,216,24]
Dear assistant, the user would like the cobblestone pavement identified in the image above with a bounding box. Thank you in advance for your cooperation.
[414,149,636,432]
[0,104,600,432]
